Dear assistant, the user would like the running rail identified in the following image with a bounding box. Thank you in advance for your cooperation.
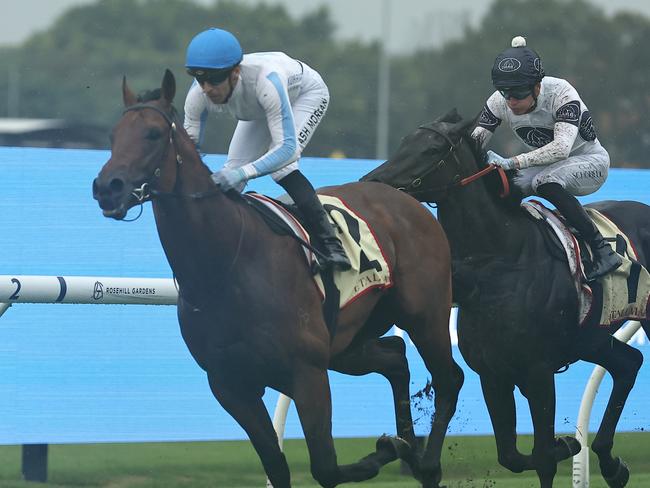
[572,320,643,487]
[0,274,294,486]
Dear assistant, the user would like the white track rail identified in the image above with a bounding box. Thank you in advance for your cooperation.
[572,321,643,487]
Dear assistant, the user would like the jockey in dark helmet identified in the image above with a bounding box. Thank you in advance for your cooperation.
[472,36,622,281]
[183,28,350,272]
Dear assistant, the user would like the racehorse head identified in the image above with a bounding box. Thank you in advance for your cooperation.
[93,69,188,219]
[362,109,514,204]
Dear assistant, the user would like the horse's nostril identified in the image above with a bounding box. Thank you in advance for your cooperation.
[109,178,124,193]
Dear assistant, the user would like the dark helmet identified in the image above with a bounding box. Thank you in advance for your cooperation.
[491,36,544,89]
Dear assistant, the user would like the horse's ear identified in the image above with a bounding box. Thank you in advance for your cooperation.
[161,69,176,104]
[122,76,137,107]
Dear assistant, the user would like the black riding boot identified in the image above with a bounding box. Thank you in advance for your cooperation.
[278,171,352,271]
[537,183,622,281]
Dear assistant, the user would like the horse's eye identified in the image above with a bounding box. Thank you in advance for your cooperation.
[146,128,162,140]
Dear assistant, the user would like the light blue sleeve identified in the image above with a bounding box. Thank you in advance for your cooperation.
[248,72,298,176]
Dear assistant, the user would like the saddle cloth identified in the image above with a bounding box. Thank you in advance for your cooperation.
[523,200,650,327]
[247,193,393,308]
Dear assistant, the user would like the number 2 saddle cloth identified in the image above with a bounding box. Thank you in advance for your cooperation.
[523,200,650,328]
[246,192,393,309]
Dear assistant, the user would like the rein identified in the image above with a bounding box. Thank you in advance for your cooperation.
[122,102,245,306]
[405,125,510,200]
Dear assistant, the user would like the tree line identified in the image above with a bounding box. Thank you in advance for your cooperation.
[0,0,648,167]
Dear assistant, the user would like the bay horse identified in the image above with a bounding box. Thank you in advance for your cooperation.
[362,109,650,488]
[92,70,464,488]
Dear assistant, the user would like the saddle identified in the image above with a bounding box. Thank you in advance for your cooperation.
[523,200,650,328]
[240,192,394,338]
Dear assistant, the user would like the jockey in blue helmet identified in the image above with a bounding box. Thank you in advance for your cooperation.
[183,28,351,271]
[472,36,621,281]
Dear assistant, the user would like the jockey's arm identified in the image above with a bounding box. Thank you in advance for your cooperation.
[239,72,299,180]
[183,82,209,149]
[472,98,502,148]
[471,126,493,148]
[512,121,578,169]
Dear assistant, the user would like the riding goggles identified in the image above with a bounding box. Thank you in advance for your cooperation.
[186,67,233,86]
[499,86,534,100]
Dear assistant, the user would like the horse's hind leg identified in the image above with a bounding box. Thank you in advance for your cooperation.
[206,372,291,488]
[401,312,464,487]
[330,336,421,473]
[292,364,403,487]
[580,335,643,487]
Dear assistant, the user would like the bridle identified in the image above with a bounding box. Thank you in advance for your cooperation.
[121,102,222,203]
[400,125,510,202]
[119,102,245,297]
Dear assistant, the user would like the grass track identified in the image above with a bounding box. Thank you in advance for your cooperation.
[1,433,649,487]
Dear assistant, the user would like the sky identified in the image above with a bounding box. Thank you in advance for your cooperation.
[2,0,650,53]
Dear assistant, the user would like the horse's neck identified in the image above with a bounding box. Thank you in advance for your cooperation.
[439,177,528,258]
[153,153,243,298]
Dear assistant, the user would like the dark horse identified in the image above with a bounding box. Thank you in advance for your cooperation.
[362,110,650,488]
[92,70,464,488]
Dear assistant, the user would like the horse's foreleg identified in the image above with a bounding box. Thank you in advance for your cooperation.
[408,321,464,488]
[330,336,420,472]
[523,366,558,488]
[479,373,533,473]
[581,337,643,487]
[292,365,400,488]
[206,372,291,488]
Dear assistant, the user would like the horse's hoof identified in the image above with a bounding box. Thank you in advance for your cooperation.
[376,434,411,461]
[602,457,630,488]
[554,435,581,461]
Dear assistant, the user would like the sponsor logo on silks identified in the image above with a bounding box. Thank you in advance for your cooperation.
[478,105,501,131]
[579,110,597,141]
[93,281,104,300]
[298,97,328,145]
[515,126,554,148]
[556,100,581,125]
[534,57,543,74]
[498,57,521,72]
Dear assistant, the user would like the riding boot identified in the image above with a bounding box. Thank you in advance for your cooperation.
[278,170,352,271]
[537,182,622,281]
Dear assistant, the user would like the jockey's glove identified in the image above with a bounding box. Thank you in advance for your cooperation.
[487,150,517,171]
[212,167,248,191]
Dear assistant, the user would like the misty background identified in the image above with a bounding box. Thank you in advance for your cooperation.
[1,0,649,166]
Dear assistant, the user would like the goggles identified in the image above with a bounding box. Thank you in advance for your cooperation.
[186,67,233,86]
[499,86,534,100]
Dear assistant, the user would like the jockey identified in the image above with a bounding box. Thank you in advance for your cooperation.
[472,36,622,281]
[183,27,351,271]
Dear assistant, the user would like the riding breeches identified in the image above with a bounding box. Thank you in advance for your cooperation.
[224,68,329,184]
[513,146,610,197]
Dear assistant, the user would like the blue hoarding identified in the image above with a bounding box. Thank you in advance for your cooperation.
[0,146,648,444]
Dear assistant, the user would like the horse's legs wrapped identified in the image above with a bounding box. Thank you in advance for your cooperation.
[206,372,291,488]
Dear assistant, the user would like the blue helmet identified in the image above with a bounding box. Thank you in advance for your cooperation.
[491,36,544,89]
[185,28,243,69]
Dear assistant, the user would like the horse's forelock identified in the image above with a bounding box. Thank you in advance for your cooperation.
[137,89,162,103]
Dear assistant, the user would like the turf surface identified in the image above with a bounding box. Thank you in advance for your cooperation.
[0,433,648,487]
